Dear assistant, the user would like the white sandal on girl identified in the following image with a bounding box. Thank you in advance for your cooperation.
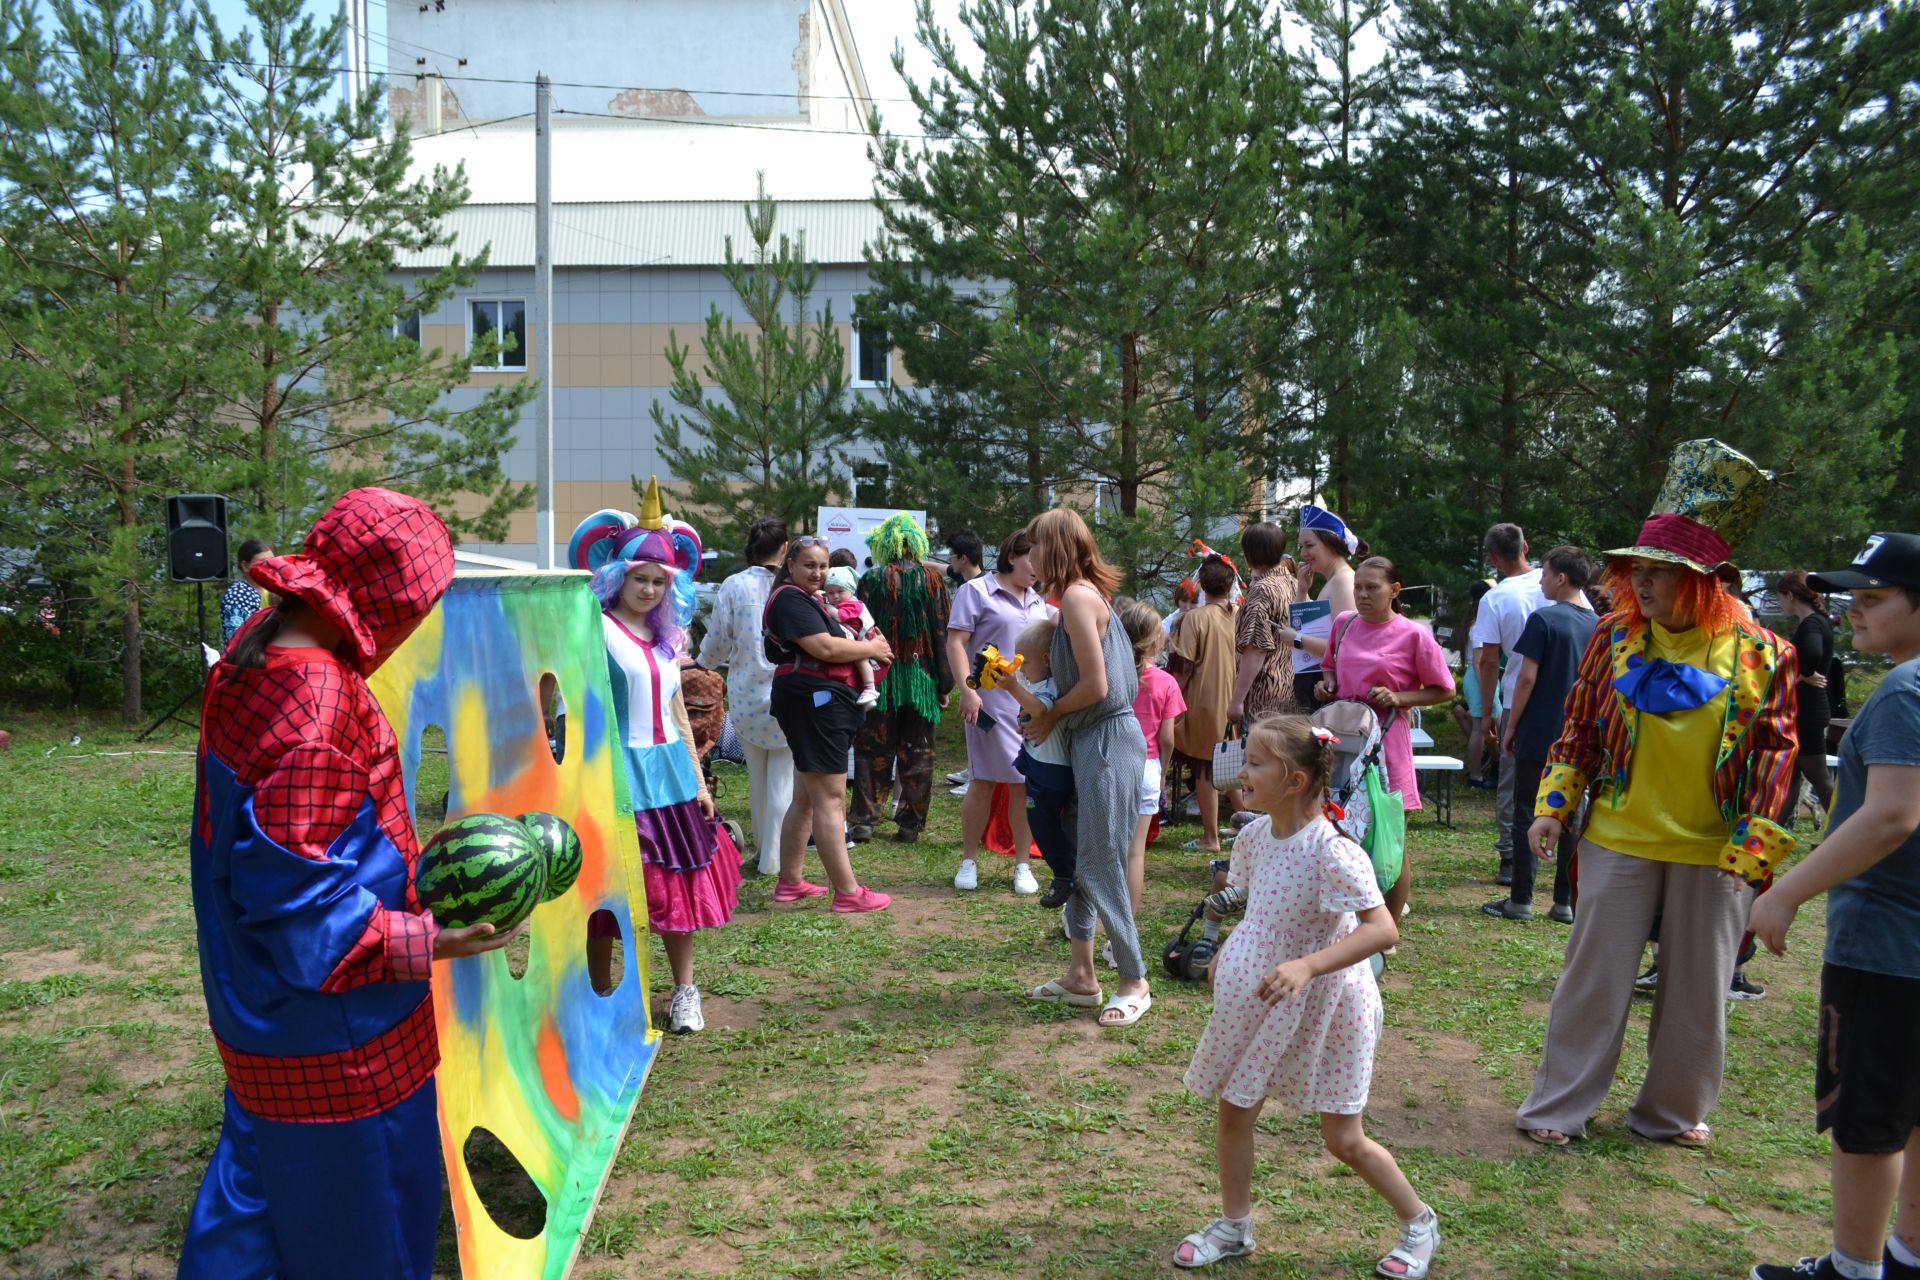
[1376,1207,1440,1278]
[1173,1216,1255,1269]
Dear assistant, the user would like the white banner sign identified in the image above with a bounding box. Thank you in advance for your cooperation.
[816,506,928,568]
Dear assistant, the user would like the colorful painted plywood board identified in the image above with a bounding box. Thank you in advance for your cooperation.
[370,572,657,1280]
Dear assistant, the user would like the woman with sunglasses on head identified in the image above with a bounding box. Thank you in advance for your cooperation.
[763,534,894,912]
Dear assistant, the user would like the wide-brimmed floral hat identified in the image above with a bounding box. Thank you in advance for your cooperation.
[1606,438,1772,574]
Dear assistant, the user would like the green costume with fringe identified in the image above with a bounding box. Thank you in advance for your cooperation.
[857,530,952,724]
[850,514,952,838]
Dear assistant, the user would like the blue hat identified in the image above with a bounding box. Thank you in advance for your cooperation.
[1299,504,1359,555]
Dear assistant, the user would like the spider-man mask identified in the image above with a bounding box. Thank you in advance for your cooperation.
[248,488,455,674]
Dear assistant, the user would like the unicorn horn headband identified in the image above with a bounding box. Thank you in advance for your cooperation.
[566,476,704,577]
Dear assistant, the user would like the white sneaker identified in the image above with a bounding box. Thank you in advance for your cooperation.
[855,687,879,707]
[1012,863,1040,895]
[953,859,979,891]
[946,769,971,785]
[667,984,704,1034]
[948,784,970,797]
[1101,939,1116,969]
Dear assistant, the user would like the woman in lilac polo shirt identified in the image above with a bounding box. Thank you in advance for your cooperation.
[945,529,1056,897]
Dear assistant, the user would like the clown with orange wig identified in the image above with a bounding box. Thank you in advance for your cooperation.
[1515,440,1799,1150]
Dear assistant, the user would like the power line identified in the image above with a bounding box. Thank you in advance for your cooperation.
[39,43,914,136]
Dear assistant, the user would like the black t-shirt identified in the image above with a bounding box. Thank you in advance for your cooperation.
[1792,612,1834,678]
[764,586,852,691]
[1511,602,1599,761]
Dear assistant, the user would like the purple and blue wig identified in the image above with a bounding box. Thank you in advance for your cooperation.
[570,509,704,658]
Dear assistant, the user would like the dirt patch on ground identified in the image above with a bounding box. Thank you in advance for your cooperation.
[1,947,127,983]
[1368,1027,1534,1158]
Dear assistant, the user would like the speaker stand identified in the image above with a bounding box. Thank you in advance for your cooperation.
[137,581,210,742]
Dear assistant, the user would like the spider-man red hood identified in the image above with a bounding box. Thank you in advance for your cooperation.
[248,487,454,674]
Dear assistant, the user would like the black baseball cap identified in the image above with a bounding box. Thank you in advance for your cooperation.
[1809,532,1920,593]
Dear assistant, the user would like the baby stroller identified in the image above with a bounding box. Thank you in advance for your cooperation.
[1310,699,1389,846]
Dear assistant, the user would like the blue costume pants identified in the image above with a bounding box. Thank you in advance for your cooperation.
[178,1080,441,1280]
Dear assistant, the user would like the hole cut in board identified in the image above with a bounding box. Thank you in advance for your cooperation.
[504,925,530,981]
[461,1126,547,1241]
[537,671,565,766]
[415,723,452,828]
[587,909,624,997]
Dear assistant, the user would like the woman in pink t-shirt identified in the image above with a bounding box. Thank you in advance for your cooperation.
[1317,556,1456,920]
[1122,598,1186,919]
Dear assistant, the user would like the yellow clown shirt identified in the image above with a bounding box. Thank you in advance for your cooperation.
[1584,622,1739,866]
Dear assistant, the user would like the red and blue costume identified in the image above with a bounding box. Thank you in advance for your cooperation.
[179,489,455,1280]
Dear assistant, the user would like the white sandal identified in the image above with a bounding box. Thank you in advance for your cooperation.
[1027,978,1103,1008]
[1099,989,1152,1028]
[1173,1217,1254,1269]
[1376,1208,1439,1278]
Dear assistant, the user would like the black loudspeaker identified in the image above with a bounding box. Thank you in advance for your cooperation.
[166,494,230,583]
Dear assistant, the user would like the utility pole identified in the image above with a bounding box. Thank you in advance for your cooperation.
[534,72,555,569]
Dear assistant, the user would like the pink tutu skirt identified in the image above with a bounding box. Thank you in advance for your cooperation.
[587,802,742,937]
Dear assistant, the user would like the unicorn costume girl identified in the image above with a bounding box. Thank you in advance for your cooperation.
[571,481,740,1031]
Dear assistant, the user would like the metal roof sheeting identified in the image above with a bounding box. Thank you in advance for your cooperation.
[309,198,888,268]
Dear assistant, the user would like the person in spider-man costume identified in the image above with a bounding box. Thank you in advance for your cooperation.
[178,488,515,1280]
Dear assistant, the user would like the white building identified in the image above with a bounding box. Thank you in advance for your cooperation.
[360,0,902,562]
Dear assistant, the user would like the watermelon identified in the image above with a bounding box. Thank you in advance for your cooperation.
[517,811,583,902]
[416,813,547,931]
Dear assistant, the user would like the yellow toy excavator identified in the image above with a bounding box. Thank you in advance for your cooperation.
[966,644,1024,692]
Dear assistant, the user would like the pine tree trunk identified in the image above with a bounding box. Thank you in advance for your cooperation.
[116,230,141,722]
[1119,333,1141,515]
[260,298,279,525]
[258,80,280,530]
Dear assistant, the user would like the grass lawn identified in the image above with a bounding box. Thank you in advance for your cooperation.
[1,706,1838,1279]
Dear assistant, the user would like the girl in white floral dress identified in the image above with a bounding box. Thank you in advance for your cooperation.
[1175,714,1440,1278]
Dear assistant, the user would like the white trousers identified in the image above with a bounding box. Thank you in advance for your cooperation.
[743,741,795,875]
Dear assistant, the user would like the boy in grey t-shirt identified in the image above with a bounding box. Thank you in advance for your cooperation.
[1748,532,1920,1280]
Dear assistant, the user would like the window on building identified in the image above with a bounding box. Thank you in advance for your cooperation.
[392,309,422,345]
[853,461,891,507]
[853,301,890,387]
[469,299,527,370]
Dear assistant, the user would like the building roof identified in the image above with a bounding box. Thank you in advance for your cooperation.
[338,116,892,268]
[381,198,888,268]
[410,116,883,204]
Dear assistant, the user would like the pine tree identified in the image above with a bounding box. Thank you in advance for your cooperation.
[1278,0,1404,513]
[651,174,861,556]
[1553,0,1909,535]
[0,0,225,721]
[1372,0,1595,581]
[867,0,1302,583]
[1505,0,1912,559]
[1376,0,1917,576]
[196,0,536,547]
